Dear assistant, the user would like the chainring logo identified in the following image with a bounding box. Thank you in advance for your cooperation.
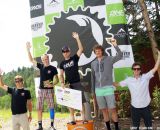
[46,7,112,68]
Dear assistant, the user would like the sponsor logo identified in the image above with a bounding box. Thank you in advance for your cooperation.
[115,28,127,38]
[21,93,25,96]
[64,90,70,94]
[128,0,138,3]
[106,3,127,24]
[109,10,124,17]
[122,51,130,59]
[48,70,51,74]
[30,4,42,11]
[63,60,74,69]
[48,0,59,7]
[73,126,87,130]
[46,8,106,67]
[31,22,43,31]
[57,89,63,92]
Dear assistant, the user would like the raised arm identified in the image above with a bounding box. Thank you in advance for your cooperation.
[72,32,84,57]
[0,69,8,91]
[151,50,160,74]
[108,38,123,63]
[26,42,37,66]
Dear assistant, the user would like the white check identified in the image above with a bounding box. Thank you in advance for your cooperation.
[55,86,82,110]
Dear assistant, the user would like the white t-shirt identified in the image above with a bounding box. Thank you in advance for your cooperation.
[119,70,154,108]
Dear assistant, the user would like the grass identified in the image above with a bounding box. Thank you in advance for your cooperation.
[0,109,69,122]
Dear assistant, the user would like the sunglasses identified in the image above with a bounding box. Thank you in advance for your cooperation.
[132,68,141,71]
[62,50,70,53]
[15,79,22,83]
[15,80,22,83]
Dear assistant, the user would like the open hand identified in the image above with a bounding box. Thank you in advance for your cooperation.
[110,38,117,46]
[105,38,117,46]
[28,115,32,122]
[72,32,79,39]
[26,42,31,51]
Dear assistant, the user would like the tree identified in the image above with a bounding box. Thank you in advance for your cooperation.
[138,0,160,79]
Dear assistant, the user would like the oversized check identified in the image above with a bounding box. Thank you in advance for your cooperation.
[55,86,82,110]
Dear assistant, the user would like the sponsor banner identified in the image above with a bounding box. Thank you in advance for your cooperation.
[44,0,64,15]
[106,3,127,24]
[31,16,46,37]
[29,0,134,90]
[30,0,44,18]
[55,87,82,110]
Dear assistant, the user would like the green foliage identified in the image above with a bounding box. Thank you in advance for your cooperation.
[0,95,11,109]
[124,0,160,62]
[151,86,160,118]
[117,90,131,118]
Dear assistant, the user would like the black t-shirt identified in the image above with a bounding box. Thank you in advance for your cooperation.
[37,63,58,89]
[7,87,31,115]
[60,54,80,84]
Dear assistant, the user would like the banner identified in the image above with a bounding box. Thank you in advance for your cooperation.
[55,86,82,110]
[29,0,134,90]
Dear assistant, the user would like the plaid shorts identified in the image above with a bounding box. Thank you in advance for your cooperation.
[37,89,54,110]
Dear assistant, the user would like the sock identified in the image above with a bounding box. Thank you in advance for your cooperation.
[51,120,54,127]
[105,121,111,130]
[38,121,42,128]
[50,108,55,127]
[114,122,119,130]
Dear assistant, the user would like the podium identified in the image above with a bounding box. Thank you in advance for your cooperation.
[67,120,94,130]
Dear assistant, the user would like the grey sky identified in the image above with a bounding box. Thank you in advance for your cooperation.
[0,0,32,72]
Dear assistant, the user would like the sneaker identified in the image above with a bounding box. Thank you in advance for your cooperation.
[49,126,56,130]
[67,121,76,125]
[36,127,43,130]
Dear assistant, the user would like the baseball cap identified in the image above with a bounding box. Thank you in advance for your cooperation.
[62,45,70,52]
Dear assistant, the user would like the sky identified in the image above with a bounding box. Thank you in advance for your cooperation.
[0,0,32,73]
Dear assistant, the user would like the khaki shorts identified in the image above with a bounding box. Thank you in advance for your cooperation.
[12,113,30,130]
[96,94,116,109]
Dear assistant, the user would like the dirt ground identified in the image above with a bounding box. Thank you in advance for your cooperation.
[0,118,160,130]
